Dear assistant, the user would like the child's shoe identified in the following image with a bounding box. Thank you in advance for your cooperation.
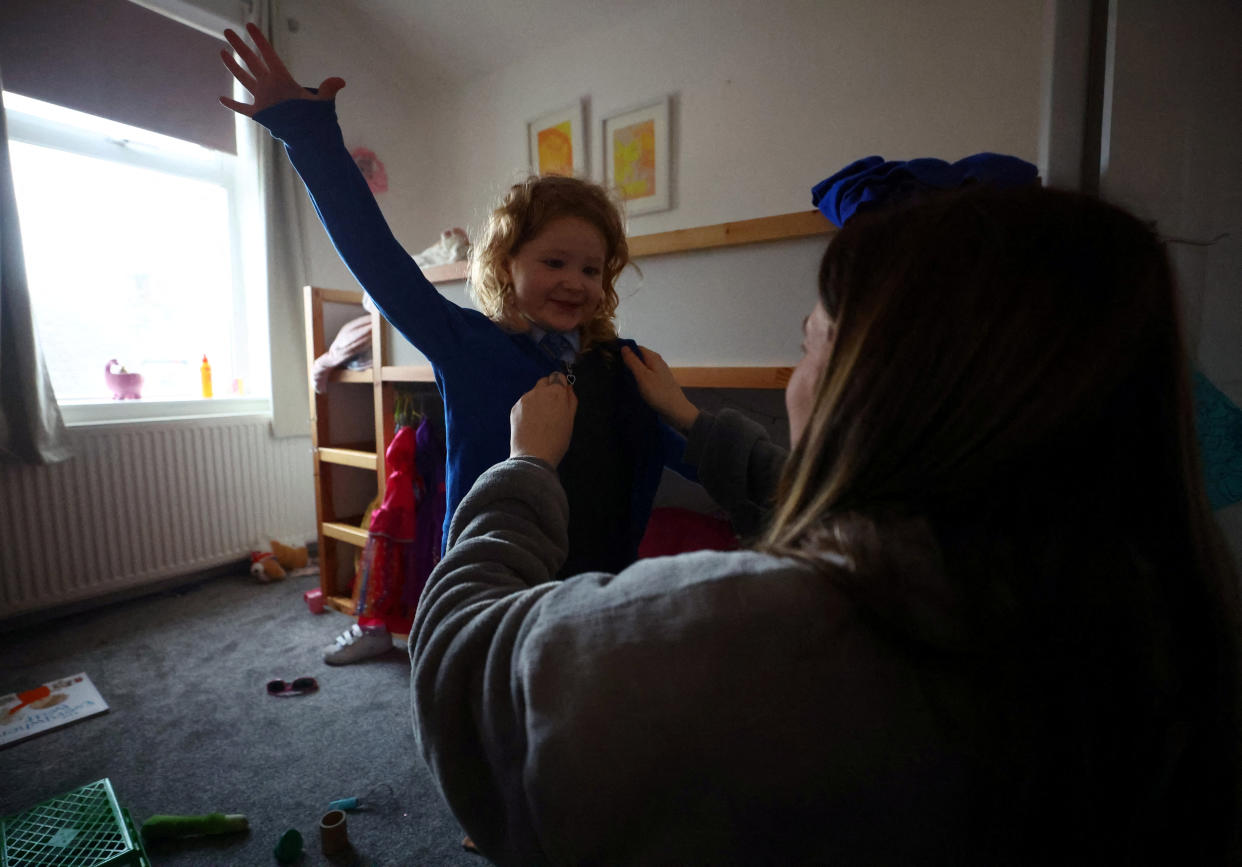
[322,623,392,665]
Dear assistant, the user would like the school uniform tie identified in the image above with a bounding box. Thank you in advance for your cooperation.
[539,332,575,364]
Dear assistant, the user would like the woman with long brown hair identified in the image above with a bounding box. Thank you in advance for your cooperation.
[410,185,1241,865]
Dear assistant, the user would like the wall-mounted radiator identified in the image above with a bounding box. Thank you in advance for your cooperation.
[0,415,316,620]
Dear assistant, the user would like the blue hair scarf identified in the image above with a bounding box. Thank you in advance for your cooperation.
[811,153,1040,227]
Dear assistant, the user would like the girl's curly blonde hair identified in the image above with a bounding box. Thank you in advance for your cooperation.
[469,175,629,350]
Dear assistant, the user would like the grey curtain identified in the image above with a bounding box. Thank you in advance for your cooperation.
[249,0,311,438]
[0,73,71,464]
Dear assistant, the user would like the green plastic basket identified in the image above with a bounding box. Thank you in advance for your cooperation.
[1,778,150,867]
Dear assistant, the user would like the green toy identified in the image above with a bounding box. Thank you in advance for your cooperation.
[275,827,304,863]
[140,812,249,839]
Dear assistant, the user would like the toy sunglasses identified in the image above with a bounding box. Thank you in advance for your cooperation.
[266,677,318,696]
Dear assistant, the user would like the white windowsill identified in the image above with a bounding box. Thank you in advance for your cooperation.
[61,397,272,427]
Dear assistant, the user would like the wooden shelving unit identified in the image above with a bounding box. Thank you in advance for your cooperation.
[302,208,832,617]
[304,286,377,616]
[318,446,379,470]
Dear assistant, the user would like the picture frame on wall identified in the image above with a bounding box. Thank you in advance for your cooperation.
[603,96,671,216]
[527,102,586,177]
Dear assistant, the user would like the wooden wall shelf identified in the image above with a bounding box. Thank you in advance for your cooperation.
[419,209,833,286]
[675,367,793,389]
[629,210,832,258]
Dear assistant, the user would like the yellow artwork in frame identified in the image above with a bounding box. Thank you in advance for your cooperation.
[527,103,586,177]
[604,96,671,216]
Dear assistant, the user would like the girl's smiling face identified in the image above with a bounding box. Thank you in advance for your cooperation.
[506,216,607,333]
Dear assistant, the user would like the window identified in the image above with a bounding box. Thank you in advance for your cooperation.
[6,91,268,423]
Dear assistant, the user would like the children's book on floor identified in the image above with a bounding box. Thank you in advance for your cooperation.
[0,672,109,748]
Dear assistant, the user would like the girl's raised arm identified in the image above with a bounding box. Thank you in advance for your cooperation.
[215,24,471,367]
[219,23,344,117]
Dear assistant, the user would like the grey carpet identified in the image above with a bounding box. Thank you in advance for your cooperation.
[0,568,480,866]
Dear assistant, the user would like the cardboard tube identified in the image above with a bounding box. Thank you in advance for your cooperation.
[319,808,349,855]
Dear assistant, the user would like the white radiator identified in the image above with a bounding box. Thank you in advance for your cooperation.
[0,415,316,619]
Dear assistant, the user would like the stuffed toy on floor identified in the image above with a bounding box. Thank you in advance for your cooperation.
[250,540,310,582]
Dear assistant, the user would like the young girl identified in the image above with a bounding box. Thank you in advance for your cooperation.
[219,26,689,651]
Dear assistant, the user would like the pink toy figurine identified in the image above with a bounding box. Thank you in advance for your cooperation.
[105,359,143,399]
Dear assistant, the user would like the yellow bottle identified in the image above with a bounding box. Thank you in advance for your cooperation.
[200,354,213,398]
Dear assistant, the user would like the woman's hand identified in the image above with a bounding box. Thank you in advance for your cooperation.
[510,373,579,467]
[621,345,700,434]
[219,22,345,117]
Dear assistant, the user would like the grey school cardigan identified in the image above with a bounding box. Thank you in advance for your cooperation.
[409,409,972,865]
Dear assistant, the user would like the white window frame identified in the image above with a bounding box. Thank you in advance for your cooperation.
[5,91,270,426]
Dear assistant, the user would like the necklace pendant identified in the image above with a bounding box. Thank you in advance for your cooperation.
[564,362,576,386]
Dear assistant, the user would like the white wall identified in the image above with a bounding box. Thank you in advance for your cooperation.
[1101,0,1242,393]
[278,0,445,292]
[310,0,1046,368]
[1100,0,1242,560]
[425,0,1044,238]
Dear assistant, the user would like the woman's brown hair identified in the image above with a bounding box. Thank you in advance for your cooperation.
[469,174,628,350]
[763,186,1240,862]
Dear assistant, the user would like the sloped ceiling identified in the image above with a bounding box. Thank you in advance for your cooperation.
[331,0,666,88]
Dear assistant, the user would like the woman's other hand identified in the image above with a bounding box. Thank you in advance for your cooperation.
[219,22,345,117]
[621,345,700,434]
[510,373,579,467]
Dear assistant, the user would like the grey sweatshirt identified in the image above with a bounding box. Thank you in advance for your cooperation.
[409,410,970,865]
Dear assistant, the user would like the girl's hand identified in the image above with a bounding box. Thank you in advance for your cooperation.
[510,373,579,467]
[621,345,700,434]
[219,22,345,117]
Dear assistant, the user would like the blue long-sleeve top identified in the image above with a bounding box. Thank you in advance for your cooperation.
[256,99,690,567]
